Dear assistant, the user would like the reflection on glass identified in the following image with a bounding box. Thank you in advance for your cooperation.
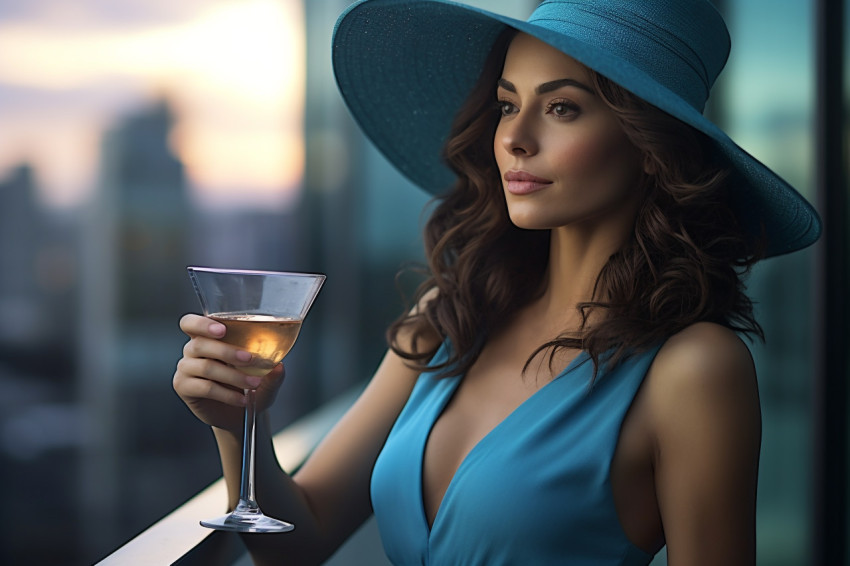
[722,1,815,564]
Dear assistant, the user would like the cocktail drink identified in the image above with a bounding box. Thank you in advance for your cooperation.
[187,267,325,533]
[209,314,303,377]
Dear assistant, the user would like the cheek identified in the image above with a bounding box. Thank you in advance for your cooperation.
[553,130,641,194]
[493,127,507,170]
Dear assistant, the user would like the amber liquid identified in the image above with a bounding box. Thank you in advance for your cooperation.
[210,313,303,377]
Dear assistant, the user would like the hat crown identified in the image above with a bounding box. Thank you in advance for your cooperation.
[529,0,730,112]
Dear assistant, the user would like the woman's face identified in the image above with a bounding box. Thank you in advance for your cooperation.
[494,33,644,231]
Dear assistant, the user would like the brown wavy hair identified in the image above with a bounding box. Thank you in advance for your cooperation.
[387,30,765,378]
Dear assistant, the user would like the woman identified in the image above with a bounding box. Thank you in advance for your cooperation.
[174,1,821,564]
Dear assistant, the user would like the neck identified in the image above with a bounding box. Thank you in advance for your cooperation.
[535,210,636,320]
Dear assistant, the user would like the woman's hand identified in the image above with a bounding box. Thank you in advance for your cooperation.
[173,313,285,433]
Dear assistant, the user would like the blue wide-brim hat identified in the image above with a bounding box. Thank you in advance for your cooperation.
[332,0,821,258]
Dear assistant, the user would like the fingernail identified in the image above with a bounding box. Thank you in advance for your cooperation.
[235,350,252,362]
[210,322,226,336]
[246,376,262,388]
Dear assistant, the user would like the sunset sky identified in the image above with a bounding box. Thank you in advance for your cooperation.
[0,0,304,210]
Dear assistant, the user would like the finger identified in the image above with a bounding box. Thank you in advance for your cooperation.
[180,313,226,339]
[175,373,247,407]
[258,363,285,390]
[182,336,252,367]
[176,356,261,391]
[268,363,285,379]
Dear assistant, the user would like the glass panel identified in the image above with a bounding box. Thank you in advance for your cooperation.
[845,0,850,555]
[722,1,816,564]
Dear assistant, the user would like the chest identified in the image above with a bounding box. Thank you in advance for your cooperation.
[421,337,576,526]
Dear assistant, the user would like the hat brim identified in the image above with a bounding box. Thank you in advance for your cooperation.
[332,0,821,257]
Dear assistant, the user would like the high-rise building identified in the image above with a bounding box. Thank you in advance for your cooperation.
[76,97,203,557]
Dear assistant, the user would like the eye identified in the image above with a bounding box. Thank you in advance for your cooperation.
[547,99,580,119]
[497,99,518,117]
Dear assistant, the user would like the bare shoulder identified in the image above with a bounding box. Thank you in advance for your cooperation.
[647,322,757,400]
[641,321,761,452]
[418,285,440,308]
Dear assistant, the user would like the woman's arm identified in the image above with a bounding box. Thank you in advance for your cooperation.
[646,322,762,565]
[174,310,436,565]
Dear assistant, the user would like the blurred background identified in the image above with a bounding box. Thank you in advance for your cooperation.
[0,0,845,564]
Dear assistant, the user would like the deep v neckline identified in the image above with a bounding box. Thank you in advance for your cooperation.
[420,350,589,534]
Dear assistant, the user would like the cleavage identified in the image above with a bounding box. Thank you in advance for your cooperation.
[420,337,575,528]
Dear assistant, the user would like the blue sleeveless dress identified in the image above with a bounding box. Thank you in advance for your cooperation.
[370,342,662,565]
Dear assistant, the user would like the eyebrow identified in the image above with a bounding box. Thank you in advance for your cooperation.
[497,77,595,95]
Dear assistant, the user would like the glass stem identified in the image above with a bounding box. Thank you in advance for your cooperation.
[239,387,259,510]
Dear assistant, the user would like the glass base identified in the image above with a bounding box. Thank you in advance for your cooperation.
[201,503,295,533]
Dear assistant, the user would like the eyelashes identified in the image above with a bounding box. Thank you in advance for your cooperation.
[545,99,580,118]
[495,97,581,120]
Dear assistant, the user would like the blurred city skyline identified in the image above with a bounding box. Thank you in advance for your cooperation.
[0,0,305,211]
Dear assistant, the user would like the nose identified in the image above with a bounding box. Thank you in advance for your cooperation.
[497,114,539,157]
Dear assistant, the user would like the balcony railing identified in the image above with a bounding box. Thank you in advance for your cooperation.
[96,386,390,565]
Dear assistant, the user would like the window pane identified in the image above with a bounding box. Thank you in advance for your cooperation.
[723,1,815,564]
[845,0,850,554]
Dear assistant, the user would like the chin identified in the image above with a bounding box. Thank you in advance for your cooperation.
[507,213,562,231]
[504,195,583,230]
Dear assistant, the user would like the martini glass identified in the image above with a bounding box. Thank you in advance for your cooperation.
[187,266,325,533]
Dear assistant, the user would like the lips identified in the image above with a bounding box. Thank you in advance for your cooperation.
[503,170,553,195]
